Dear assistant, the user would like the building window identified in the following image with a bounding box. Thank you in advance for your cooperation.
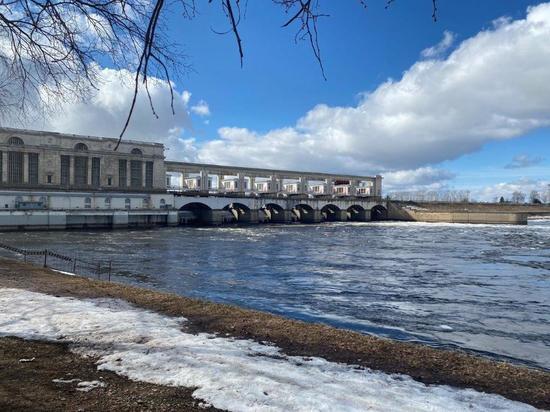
[47,174,53,184]
[125,198,131,209]
[28,153,39,185]
[107,176,112,186]
[60,155,70,187]
[104,197,111,207]
[8,151,23,184]
[84,197,92,209]
[130,160,142,188]
[8,136,24,146]
[142,198,149,208]
[0,151,2,183]
[145,161,153,188]
[160,198,166,207]
[91,157,100,187]
[131,148,143,156]
[74,143,88,152]
[118,159,127,188]
[74,156,88,186]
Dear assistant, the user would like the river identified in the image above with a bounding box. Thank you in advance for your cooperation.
[2,219,549,370]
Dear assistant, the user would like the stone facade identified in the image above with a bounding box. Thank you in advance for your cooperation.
[0,128,165,192]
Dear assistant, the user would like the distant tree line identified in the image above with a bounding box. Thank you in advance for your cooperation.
[495,190,549,204]
[387,189,550,204]
[387,190,471,203]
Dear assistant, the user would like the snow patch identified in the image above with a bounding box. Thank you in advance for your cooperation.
[76,380,106,392]
[0,288,537,412]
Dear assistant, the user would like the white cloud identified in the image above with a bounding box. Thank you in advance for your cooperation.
[471,178,549,202]
[197,3,550,175]
[421,31,455,58]
[384,167,456,191]
[181,90,192,106]
[5,66,195,161]
[190,100,210,116]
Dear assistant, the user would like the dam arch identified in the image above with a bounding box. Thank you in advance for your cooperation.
[371,204,388,221]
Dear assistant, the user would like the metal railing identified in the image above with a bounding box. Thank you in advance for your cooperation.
[0,242,113,281]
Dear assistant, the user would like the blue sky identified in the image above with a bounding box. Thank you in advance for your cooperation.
[174,0,541,138]
[21,0,550,200]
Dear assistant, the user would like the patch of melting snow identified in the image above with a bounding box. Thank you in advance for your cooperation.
[0,288,538,412]
[53,378,81,384]
[19,357,35,362]
[76,380,106,392]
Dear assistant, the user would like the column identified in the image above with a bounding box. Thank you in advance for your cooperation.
[87,156,93,186]
[69,156,74,186]
[23,152,29,183]
[374,175,383,197]
[348,179,357,196]
[200,170,209,191]
[1,152,7,183]
[126,161,131,188]
[298,177,308,194]
[325,178,333,195]
[180,171,187,189]
[218,174,224,192]
[278,177,285,193]
[270,176,278,193]
[142,160,147,188]
[237,173,245,192]
[250,177,256,193]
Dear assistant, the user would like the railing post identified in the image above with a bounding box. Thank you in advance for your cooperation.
[43,249,47,268]
[23,250,27,264]
[97,263,101,280]
[108,260,112,282]
[73,255,77,274]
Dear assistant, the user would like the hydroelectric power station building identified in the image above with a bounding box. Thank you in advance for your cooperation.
[0,128,386,230]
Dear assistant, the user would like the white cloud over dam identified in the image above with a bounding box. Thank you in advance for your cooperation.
[198,3,550,173]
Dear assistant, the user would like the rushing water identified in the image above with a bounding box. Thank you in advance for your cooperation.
[2,220,549,370]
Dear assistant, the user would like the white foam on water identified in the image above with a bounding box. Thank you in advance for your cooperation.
[0,288,538,412]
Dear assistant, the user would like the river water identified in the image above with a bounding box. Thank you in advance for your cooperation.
[2,220,549,370]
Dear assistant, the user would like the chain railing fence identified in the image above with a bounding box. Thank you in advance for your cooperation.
[0,242,113,281]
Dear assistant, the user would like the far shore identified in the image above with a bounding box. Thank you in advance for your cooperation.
[0,257,548,410]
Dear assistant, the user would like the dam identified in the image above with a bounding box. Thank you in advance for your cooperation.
[0,127,386,230]
[0,127,542,230]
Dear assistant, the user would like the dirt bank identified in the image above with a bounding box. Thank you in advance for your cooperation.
[0,258,548,409]
[0,336,219,412]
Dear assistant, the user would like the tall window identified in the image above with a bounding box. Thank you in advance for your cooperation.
[118,159,127,188]
[130,160,142,188]
[91,157,100,187]
[28,153,39,185]
[8,151,23,184]
[60,155,70,187]
[74,156,88,186]
[0,151,2,183]
[145,161,153,188]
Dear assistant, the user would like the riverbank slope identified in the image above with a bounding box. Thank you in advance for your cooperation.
[0,258,548,410]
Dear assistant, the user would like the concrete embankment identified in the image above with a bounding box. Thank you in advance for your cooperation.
[0,258,548,409]
[387,201,550,225]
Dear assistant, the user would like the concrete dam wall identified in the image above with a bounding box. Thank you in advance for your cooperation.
[387,202,538,225]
